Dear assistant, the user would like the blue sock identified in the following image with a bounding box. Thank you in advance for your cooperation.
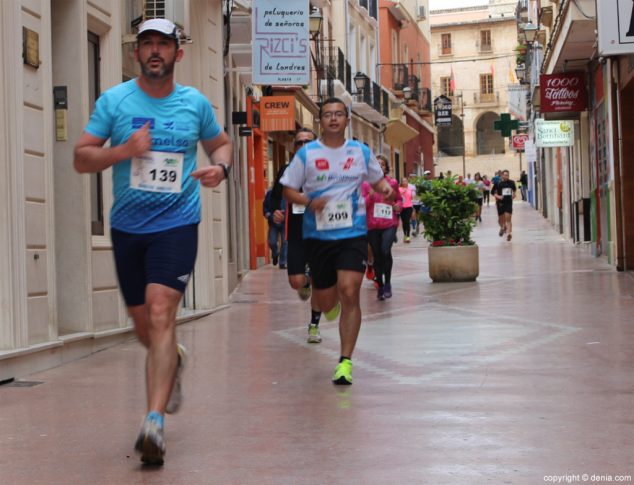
[147,411,164,428]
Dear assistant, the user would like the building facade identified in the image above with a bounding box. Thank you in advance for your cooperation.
[430,1,521,178]
[0,0,236,381]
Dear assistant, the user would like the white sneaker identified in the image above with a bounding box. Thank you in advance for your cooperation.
[307,324,322,343]
[166,344,186,414]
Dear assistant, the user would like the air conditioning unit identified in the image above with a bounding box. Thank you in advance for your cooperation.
[144,0,185,29]
[418,5,426,19]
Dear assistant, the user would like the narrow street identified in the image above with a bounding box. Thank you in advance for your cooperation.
[1,202,632,484]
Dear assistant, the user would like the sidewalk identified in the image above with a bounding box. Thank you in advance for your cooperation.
[1,202,633,484]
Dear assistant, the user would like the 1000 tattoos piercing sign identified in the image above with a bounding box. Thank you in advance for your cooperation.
[252,0,310,85]
[540,72,587,113]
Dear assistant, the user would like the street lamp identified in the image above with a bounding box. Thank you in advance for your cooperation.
[521,22,539,44]
[515,63,526,84]
[309,10,323,40]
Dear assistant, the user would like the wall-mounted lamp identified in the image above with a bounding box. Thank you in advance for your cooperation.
[309,10,323,40]
[515,64,526,83]
[520,22,539,44]
[354,72,368,93]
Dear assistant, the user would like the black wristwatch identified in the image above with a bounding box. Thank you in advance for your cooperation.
[218,163,231,179]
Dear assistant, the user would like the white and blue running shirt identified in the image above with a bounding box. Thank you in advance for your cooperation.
[280,139,384,240]
[85,79,222,233]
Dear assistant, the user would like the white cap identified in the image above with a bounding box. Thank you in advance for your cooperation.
[137,18,180,45]
[423,170,431,175]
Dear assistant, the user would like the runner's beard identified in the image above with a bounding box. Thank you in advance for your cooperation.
[140,57,176,80]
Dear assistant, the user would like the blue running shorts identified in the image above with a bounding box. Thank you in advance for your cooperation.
[111,224,198,306]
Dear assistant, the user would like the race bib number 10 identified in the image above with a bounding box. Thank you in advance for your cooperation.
[316,200,353,231]
[130,151,184,193]
[373,203,393,220]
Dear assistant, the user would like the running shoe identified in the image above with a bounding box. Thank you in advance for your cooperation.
[166,344,187,414]
[279,263,287,269]
[272,256,278,266]
[498,227,505,237]
[297,282,311,301]
[324,302,341,321]
[507,233,512,241]
[332,358,353,385]
[377,286,385,300]
[365,264,375,281]
[405,236,411,243]
[307,323,322,343]
[383,283,392,299]
[134,415,165,465]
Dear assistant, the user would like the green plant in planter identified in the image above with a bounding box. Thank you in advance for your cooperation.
[413,176,478,247]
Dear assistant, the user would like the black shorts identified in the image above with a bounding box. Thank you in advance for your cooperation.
[286,238,309,276]
[111,224,198,306]
[476,198,483,207]
[496,201,513,216]
[306,236,368,289]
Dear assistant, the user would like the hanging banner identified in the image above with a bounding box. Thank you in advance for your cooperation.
[535,119,575,148]
[540,72,587,113]
[598,1,634,55]
[508,84,529,121]
[259,96,296,131]
[252,0,310,85]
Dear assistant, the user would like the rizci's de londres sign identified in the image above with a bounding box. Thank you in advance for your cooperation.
[540,72,587,113]
[252,0,310,85]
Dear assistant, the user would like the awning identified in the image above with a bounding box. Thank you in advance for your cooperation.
[384,119,419,146]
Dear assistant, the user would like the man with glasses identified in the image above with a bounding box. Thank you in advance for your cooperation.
[281,97,393,385]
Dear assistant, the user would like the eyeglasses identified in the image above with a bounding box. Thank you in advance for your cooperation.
[321,111,347,120]
[294,139,312,147]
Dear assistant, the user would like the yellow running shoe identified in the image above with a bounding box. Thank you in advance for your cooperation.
[332,358,353,385]
[307,323,322,343]
[324,302,341,321]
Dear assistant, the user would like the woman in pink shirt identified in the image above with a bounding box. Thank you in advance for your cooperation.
[399,178,414,243]
[362,155,402,300]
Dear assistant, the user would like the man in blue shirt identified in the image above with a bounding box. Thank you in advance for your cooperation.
[73,18,232,465]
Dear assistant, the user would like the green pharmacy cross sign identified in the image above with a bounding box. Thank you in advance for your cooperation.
[493,113,519,138]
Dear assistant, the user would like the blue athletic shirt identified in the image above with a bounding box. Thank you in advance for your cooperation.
[85,79,222,233]
[280,139,384,241]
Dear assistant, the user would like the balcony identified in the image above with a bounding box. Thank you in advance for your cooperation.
[386,65,432,114]
[359,0,378,20]
[351,73,389,124]
[473,91,500,105]
[317,45,353,104]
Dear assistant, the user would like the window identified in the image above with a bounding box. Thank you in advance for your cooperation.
[440,76,453,97]
[479,73,495,102]
[441,33,452,55]
[480,30,492,52]
[88,32,104,236]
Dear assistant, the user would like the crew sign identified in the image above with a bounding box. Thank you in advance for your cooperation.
[252,0,310,85]
[434,95,453,127]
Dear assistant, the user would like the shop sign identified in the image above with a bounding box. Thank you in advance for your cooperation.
[252,0,310,85]
[259,96,296,131]
[540,72,587,113]
[535,119,575,148]
[511,134,529,151]
[434,95,452,127]
[598,1,634,55]
[524,139,537,164]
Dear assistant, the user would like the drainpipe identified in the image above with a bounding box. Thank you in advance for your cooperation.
[612,58,627,270]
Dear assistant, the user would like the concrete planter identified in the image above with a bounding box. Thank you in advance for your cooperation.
[428,245,479,282]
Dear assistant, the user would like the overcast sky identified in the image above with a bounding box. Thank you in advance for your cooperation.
[429,0,488,10]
